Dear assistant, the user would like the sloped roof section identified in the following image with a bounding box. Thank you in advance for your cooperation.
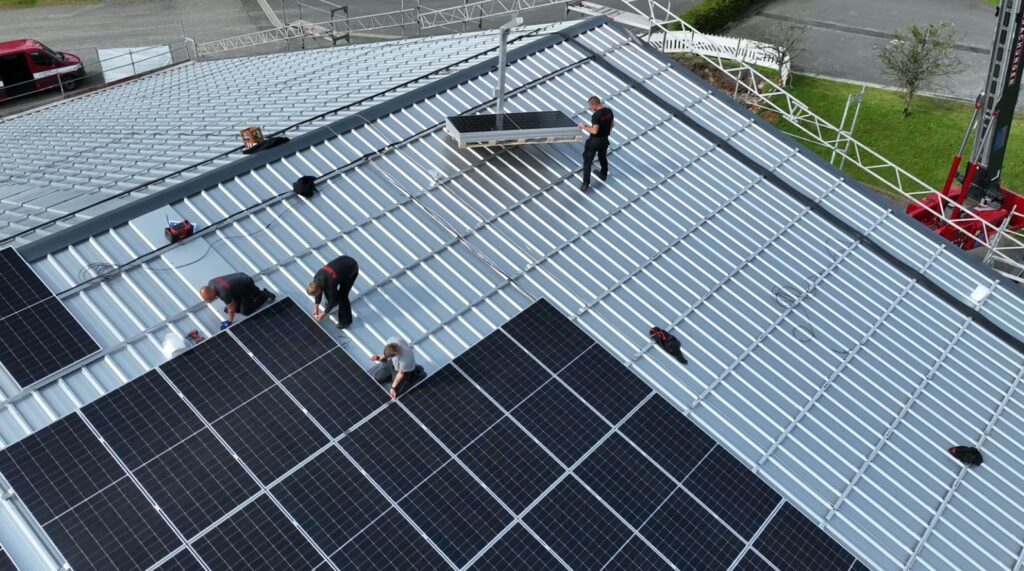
[1,15,1023,571]
[0,24,563,247]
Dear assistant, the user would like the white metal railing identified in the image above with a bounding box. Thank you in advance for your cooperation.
[624,0,1024,278]
[646,30,790,84]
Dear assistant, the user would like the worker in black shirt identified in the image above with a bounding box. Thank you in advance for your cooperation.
[578,95,614,192]
[198,273,276,328]
[307,255,359,329]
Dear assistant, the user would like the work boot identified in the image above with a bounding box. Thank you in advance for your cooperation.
[579,182,589,193]
[597,172,607,182]
[337,320,352,330]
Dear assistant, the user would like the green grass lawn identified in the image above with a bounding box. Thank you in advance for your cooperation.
[772,75,1024,194]
[0,0,95,7]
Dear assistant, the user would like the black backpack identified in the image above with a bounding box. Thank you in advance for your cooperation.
[293,175,317,198]
[949,446,983,466]
[650,326,687,364]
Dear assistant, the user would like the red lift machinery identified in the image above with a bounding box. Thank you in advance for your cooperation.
[907,0,1024,250]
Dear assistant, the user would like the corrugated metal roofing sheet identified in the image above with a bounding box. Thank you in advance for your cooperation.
[1,16,1023,571]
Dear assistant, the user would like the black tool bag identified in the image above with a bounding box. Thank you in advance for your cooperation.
[650,326,687,364]
[949,446,983,466]
[293,175,317,198]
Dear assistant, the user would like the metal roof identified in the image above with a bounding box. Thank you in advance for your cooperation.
[2,15,1024,571]
[0,23,564,248]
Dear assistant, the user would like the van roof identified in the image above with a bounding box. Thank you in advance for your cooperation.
[0,39,41,56]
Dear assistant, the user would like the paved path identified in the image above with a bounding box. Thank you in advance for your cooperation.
[730,0,999,101]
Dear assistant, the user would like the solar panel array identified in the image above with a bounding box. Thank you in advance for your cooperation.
[0,247,99,388]
[0,297,862,570]
[447,111,576,133]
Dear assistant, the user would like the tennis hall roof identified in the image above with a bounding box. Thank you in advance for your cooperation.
[1,15,1024,571]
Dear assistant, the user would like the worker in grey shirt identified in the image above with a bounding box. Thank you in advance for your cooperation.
[370,337,425,399]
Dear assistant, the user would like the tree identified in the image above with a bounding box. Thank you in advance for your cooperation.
[754,19,807,86]
[877,22,963,117]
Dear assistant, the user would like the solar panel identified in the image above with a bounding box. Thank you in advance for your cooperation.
[0,297,99,388]
[619,395,717,480]
[522,477,633,569]
[733,550,778,571]
[574,433,675,528]
[153,549,206,571]
[0,414,125,523]
[0,548,16,571]
[402,364,503,452]
[211,386,328,484]
[454,330,550,409]
[511,380,610,465]
[230,300,336,380]
[557,344,651,423]
[133,428,259,537]
[0,247,50,317]
[160,333,274,421]
[640,488,744,569]
[754,503,855,571]
[330,508,450,570]
[193,494,325,570]
[43,477,179,571]
[83,370,204,470]
[469,524,564,570]
[458,417,562,513]
[684,446,781,539]
[446,111,576,133]
[340,404,450,499]
[282,348,387,437]
[501,299,594,372]
[273,447,391,554]
[399,460,512,567]
[604,536,674,571]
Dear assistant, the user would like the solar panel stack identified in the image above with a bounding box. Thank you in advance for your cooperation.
[0,247,99,388]
[0,297,863,570]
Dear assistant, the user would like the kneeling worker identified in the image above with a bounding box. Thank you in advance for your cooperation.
[370,337,425,399]
[199,273,276,328]
[307,255,359,329]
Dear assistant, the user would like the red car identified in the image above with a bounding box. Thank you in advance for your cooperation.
[0,39,85,101]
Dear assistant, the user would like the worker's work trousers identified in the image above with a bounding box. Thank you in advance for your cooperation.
[333,269,359,327]
[371,362,426,395]
[237,288,271,315]
[582,136,609,185]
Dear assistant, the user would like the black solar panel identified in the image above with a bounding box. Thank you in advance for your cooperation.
[230,300,336,380]
[619,395,717,480]
[684,446,780,539]
[0,414,125,523]
[282,348,387,437]
[402,364,503,452]
[448,111,576,133]
[557,344,651,423]
[212,386,328,484]
[733,550,777,571]
[469,524,564,570]
[330,508,450,570]
[153,549,206,571]
[160,333,274,421]
[273,447,391,554]
[83,370,204,470]
[501,299,594,372]
[399,461,512,567]
[522,477,632,569]
[193,495,325,570]
[0,247,50,317]
[43,477,179,571]
[458,417,562,513]
[454,330,550,409]
[0,298,99,388]
[574,434,675,528]
[754,503,855,571]
[134,429,259,537]
[604,536,674,571]
[0,548,17,571]
[340,404,450,499]
[640,488,744,569]
[511,380,609,465]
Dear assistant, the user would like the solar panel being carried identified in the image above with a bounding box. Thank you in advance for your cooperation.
[0,247,98,388]
[0,298,861,570]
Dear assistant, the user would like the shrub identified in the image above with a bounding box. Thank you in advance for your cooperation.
[680,0,768,33]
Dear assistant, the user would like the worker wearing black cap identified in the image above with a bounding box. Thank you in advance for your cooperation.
[307,255,359,329]
[578,95,614,192]
[199,273,275,328]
